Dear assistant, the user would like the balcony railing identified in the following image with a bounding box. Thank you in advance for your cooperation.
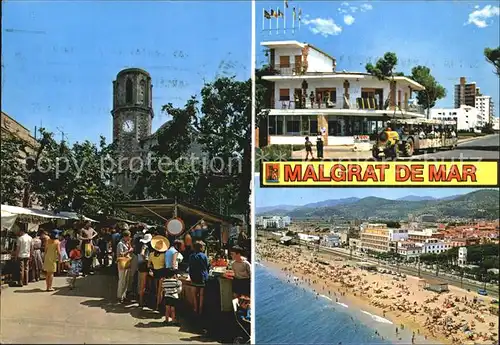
[276,98,426,115]
[273,63,305,76]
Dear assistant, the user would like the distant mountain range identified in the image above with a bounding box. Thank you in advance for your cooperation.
[256,190,498,220]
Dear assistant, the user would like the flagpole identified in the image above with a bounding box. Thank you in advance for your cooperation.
[269,9,272,35]
[299,9,301,31]
[283,0,286,34]
[277,7,279,35]
[292,8,295,35]
[263,8,265,31]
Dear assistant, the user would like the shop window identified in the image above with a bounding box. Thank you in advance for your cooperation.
[268,116,277,135]
[279,89,290,101]
[276,116,284,135]
[310,119,318,135]
[328,118,340,136]
[300,116,309,135]
[285,116,300,135]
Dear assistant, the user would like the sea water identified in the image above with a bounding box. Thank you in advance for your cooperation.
[256,263,424,344]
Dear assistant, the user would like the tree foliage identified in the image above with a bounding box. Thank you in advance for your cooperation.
[2,128,126,216]
[484,47,500,76]
[365,52,399,80]
[410,65,447,112]
[131,98,200,201]
[198,77,252,224]
[0,135,26,205]
[132,76,252,226]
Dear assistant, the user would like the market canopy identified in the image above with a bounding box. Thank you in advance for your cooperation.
[1,209,18,230]
[113,199,243,227]
[54,211,99,223]
[0,205,70,225]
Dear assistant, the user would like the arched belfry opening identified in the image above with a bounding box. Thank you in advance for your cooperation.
[125,78,133,104]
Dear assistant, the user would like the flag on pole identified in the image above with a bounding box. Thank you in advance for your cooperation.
[276,7,280,34]
[298,8,302,30]
[269,8,273,33]
[270,9,275,17]
[283,0,287,33]
[264,9,271,19]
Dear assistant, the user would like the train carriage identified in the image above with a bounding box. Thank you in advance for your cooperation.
[372,119,458,159]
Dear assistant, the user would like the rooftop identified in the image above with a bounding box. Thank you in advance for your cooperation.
[262,72,425,90]
[261,40,336,62]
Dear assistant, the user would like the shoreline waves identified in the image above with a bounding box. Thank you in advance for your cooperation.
[256,259,422,345]
[256,239,499,345]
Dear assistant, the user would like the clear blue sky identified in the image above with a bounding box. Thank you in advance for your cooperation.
[254,177,490,207]
[257,1,499,115]
[2,1,251,145]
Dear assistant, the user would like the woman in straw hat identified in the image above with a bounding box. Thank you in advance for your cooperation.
[148,235,169,311]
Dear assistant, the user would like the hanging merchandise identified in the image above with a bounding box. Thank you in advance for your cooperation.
[221,225,229,245]
[166,217,185,236]
[190,219,208,239]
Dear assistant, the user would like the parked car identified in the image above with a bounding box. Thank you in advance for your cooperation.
[478,289,488,296]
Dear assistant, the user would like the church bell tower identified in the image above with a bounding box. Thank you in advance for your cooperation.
[111,68,154,193]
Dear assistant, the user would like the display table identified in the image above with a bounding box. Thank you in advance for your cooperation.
[180,275,245,343]
[0,254,13,286]
[180,275,234,313]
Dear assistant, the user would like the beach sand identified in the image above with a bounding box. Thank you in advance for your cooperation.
[257,238,499,345]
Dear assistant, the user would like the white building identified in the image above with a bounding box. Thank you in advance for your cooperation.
[256,216,290,229]
[430,105,480,131]
[259,40,426,146]
[476,95,494,125]
[458,247,467,266]
[397,241,422,260]
[492,117,500,131]
[321,233,341,247]
[389,228,409,242]
[298,233,320,242]
[408,228,437,242]
[420,239,453,254]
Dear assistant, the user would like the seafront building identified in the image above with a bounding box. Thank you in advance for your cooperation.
[256,215,291,229]
[257,40,426,147]
[359,223,408,253]
[475,95,494,125]
[454,77,478,109]
[430,105,482,131]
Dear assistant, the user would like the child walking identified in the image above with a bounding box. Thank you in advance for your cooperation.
[305,136,314,160]
[162,271,182,325]
[68,241,82,290]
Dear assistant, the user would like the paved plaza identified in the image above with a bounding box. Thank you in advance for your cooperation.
[0,271,217,344]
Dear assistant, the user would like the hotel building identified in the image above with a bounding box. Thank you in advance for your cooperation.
[258,40,426,146]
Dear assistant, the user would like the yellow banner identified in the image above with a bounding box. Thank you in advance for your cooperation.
[261,161,498,187]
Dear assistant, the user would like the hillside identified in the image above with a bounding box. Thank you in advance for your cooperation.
[278,190,499,220]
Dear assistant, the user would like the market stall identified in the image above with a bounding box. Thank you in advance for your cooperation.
[113,198,248,341]
[0,205,70,286]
